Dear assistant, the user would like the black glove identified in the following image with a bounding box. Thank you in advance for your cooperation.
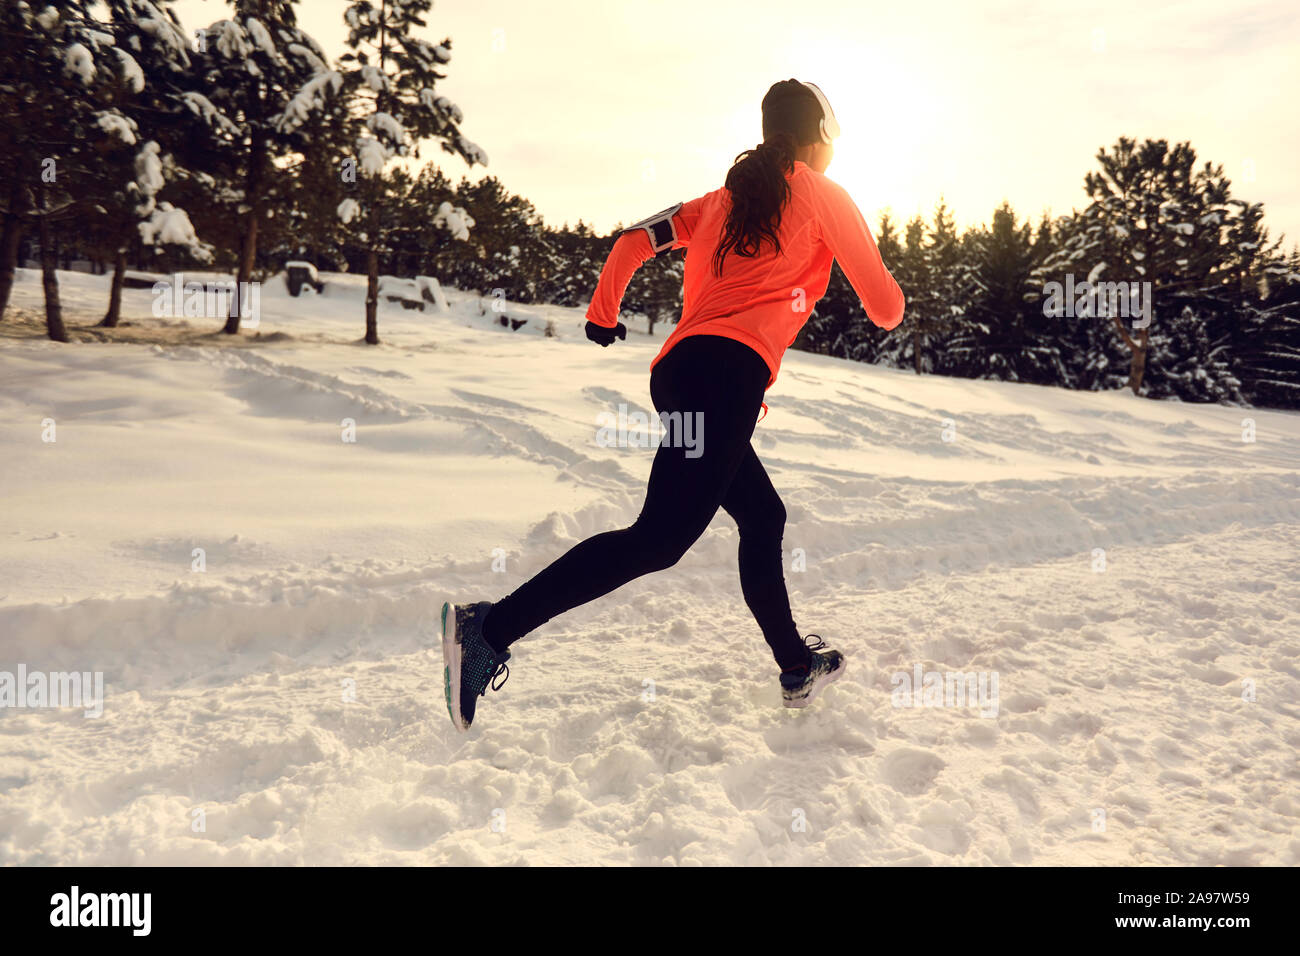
[585,320,627,347]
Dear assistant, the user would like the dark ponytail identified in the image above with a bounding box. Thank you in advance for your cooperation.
[711,132,797,276]
[712,79,825,277]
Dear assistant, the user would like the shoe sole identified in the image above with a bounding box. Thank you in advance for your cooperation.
[783,657,848,709]
[441,601,467,732]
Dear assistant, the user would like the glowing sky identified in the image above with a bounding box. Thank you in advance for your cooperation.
[175,0,1300,247]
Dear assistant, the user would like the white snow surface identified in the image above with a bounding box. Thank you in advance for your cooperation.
[1,268,1298,866]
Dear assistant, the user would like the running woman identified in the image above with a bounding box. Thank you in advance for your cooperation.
[442,79,905,730]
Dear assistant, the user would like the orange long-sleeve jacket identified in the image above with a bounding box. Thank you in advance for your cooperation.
[586,159,905,391]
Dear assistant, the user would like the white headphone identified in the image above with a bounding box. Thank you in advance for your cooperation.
[801,81,840,145]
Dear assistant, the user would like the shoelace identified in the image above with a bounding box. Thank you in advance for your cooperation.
[484,661,510,695]
[782,634,827,674]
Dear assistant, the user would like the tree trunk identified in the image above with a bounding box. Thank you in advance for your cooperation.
[1127,326,1150,395]
[100,248,127,327]
[0,183,27,320]
[913,326,922,374]
[225,212,259,334]
[37,192,68,342]
[365,248,380,344]
[1112,313,1150,396]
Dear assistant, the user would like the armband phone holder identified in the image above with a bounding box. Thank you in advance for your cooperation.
[624,202,683,255]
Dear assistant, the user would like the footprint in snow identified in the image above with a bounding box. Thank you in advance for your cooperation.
[879,748,945,796]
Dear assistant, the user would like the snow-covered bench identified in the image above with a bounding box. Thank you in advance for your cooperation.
[415,275,449,313]
[378,275,425,310]
[121,270,167,289]
[375,275,451,313]
[480,297,555,337]
[284,261,325,296]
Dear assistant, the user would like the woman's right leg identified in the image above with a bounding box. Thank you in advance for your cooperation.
[720,446,810,672]
[481,335,769,653]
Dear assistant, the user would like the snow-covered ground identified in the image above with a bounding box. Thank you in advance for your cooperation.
[1,267,1297,865]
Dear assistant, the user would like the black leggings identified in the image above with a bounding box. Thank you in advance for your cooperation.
[482,334,809,671]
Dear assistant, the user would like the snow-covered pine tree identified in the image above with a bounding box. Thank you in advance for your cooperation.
[1145,303,1244,402]
[842,211,906,364]
[1031,212,1055,263]
[1241,249,1300,408]
[1024,211,1095,390]
[1206,198,1299,407]
[379,167,424,277]
[541,221,604,309]
[623,247,683,336]
[468,178,550,303]
[0,0,179,339]
[928,202,975,376]
[851,210,906,364]
[794,261,857,359]
[394,165,464,279]
[418,175,541,301]
[195,0,335,333]
[0,0,49,319]
[880,202,969,375]
[949,202,1064,383]
[268,43,356,278]
[95,0,213,326]
[798,211,905,363]
[0,2,65,323]
[871,214,927,370]
[291,0,487,344]
[1030,209,1128,392]
[278,112,354,275]
[1071,138,1241,396]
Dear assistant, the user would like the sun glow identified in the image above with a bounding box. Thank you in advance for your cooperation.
[794,47,946,227]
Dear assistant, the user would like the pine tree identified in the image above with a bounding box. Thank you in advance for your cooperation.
[1222,208,1294,405]
[542,221,604,308]
[1031,211,1123,391]
[843,211,904,364]
[878,202,969,374]
[1241,249,1300,408]
[272,100,354,274]
[623,249,683,336]
[0,0,180,339]
[195,0,333,333]
[1071,138,1237,395]
[96,0,212,326]
[301,0,489,344]
[950,201,1062,382]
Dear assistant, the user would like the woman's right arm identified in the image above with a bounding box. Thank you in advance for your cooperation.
[811,177,906,330]
[585,192,715,329]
